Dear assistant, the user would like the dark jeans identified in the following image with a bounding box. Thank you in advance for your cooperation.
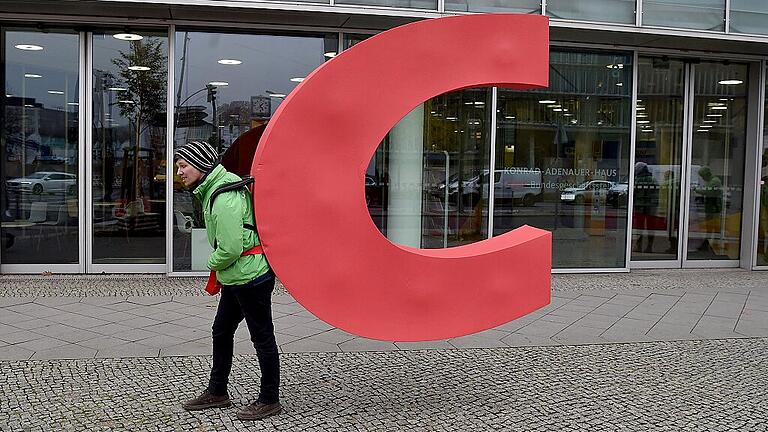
[208,272,279,404]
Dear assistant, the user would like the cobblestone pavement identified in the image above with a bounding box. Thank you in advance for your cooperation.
[2,339,767,431]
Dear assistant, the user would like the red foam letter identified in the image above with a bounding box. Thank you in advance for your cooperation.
[253,14,552,342]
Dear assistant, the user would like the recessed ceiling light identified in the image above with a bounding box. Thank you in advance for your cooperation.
[563,113,573,117]
[446,117,458,121]
[719,98,729,101]
[637,114,648,118]
[47,90,64,95]
[697,129,709,132]
[538,100,556,104]
[703,120,717,123]
[706,114,723,117]
[208,81,229,86]
[324,52,337,58]
[268,93,286,98]
[637,120,650,124]
[504,116,515,119]
[711,106,728,110]
[474,101,485,106]
[636,107,645,111]
[217,59,242,65]
[718,79,743,85]
[15,44,44,51]
[700,125,713,128]
[606,64,624,69]
[636,99,642,103]
[290,77,305,83]
[641,129,654,133]
[464,102,474,105]
[108,87,127,92]
[114,33,143,41]
[128,66,150,71]
[553,108,563,112]
[24,73,42,78]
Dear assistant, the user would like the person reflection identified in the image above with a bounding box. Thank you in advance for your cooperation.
[660,170,679,254]
[632,162,659,254]
[695,166,723,254]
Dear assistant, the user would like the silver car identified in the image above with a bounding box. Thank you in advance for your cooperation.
[7,171,78,195]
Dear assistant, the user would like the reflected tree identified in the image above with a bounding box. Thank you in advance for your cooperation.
[112,38,166,202]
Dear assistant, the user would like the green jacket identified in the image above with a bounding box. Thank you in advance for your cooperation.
[193,164,270,285]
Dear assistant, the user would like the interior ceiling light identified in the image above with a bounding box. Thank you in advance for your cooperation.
[268,93,286,98]
[636,107,645,111]
[474,101,485,105]
[636,99,642,103]
[208,81,228,86]
[697,129,709,132]
[108,87,127,91]
[118,100,135,104]
[700,125,713,128]
[290,77,305,83]
[15,44,44,51]
[47,90,64,95]
[464,102,474,105]
[563,113,573,117]
[67,102,79,106]
[113,33,143,41]
[637,114,648,118]
[24,73,42,78]
[719,98,729,101]
[711,106,728,110]
[616,83,624,87]
[606,64,624,69]
[553,108,563,112]
[707,114,723,117]
[637,120,650,124]
[128,66,150,71]
[217,59,242,65]
[703,120,717,123]
[718,79,743,85]
[538,100,556,104]
[324,52,337,58]
[505,116,515,119]
[641,129,653,133]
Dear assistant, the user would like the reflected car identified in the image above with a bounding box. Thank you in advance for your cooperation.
[606,183,629,208]
[560,180,614,205]
[7,171,78,195]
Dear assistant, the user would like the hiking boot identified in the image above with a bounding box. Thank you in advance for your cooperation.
[236,401,282,420]
[181,390,231,411]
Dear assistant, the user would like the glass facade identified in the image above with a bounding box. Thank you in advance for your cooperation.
[335,0,437,9]
[445,0,540,14]
[546,0,636,24]
[91,30,168,265]
[643,0,726,31]
[730,1,768,35]
[1,14,768,273]
[172,30,337,271]
[1,29,80,265]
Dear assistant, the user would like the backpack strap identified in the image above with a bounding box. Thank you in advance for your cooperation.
[209,176,257,249]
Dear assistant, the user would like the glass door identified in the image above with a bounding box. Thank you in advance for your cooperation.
[632,58,749,268]
[87,30,168,271]
[683,61,749,263]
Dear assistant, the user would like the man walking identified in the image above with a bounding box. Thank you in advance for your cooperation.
[175,140,281,421]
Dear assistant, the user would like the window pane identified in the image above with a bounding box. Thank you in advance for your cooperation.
[643,0,725,31]
[1,29,80,265]
[367,88,491,249]
[493,51,633,269]
[173,31,338,272]
[759,67,768,266]
[632,57,686,261]
[729,1,768,35]
[546,0,635,24]
[335,0,437,9]
[686,62,748,261]
[92,30,168,264]
[445,0,540,14]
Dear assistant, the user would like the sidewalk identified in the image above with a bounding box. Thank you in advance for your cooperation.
[1,269,767,431]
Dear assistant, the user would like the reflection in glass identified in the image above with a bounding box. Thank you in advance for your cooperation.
[1,29,80,264]
[632,57,685,261]
[173,31,338,271]
[687,62,748,261]
[92,30,168,264]
[343,34,373,50]
[546,0,635,24]
[335,0,437,9]
[493,51,632,269]
[756,67,767,266]
[367,89,491,249]
[730,1,768,35]
[643,0,725,31]
[445,0,540,14]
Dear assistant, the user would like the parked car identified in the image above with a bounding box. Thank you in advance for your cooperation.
[560,180,614,205]
[441,168,543,207]
[7,171,77,195]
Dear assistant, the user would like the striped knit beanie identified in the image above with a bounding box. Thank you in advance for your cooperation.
[174,140,219,174]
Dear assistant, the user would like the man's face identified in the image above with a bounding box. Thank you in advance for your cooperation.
[176,159,203,187]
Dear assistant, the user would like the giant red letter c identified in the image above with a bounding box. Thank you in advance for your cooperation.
[253,14,552,342]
